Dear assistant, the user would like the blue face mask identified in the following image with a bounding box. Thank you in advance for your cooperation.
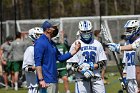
[81,33,91,41]
[80,32,93,43]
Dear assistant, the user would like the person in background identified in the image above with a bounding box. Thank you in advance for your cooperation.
[22,27,44,93]
[9,32,26,91]
[34,20,81,93]
[1,36,13,90]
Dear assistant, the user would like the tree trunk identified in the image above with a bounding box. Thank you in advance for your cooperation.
[94,0,100,16]
[114,0,118,15]
[130,0,134,14]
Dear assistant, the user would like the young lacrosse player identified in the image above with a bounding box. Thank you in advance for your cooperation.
[22,27,44,93]
[67,20,107,93]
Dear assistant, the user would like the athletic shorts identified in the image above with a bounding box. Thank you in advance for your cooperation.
[58,69,68,78]
[8,61,22,72]
[57,62,68,77]
[2,64,8,73]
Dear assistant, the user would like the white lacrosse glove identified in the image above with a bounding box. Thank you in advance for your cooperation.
[78,62,90,70]
[82,69,94,78]
[81,67,94,78]
[66,63,72,70]
[107,43,120,53]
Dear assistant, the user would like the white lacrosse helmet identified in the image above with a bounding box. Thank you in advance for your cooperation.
[78,20,93,43]
[28,27,43,41]
[124,20,140,41]
[79,20,92,31]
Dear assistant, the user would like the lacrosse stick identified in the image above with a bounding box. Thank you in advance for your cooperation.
[100,22,128,93]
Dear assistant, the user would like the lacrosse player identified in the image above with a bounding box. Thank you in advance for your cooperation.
[67,20,107,93]
[108,20,140,93]
[22,27,44,93]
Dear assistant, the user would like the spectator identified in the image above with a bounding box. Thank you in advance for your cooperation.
[9,32,26,91]
[1,36,13,90]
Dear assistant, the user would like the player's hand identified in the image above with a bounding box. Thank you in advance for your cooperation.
[39,80,50,88]
[107,43,120,53]
[32,66,36,70]
[83,70,94,78]
[2,60,7,65]
[71,41,81,56]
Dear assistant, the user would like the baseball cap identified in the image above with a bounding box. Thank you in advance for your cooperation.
[42,21,55,31]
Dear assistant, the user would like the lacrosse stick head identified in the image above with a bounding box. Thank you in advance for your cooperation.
[100,24,111,43]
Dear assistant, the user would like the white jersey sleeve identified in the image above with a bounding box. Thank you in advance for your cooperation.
[22,46,34,69]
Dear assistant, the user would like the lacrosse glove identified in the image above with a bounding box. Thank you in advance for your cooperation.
[81,67,94,78]
[107,43,120,53]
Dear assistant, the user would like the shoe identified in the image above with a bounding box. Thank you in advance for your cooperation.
[15,85,18,91]
[5,86,8,90]
[66,90,71,93]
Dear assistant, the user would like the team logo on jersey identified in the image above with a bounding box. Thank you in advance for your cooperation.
[81,46,97,51]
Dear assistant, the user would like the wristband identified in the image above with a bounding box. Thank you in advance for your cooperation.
[39,78,44,81]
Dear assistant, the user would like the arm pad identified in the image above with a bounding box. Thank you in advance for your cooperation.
[97,60,106,69]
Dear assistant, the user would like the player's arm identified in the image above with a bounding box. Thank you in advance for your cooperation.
[34,41,45,80]
[108,40,140,53]
[120,44,133,51]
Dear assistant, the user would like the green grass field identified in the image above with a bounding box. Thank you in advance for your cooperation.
[0,66,126,93]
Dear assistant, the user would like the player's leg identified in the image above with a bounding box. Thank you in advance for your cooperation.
[127,79,138,93]
[75,80,91,93]
[47,83,58,93]
[13,61,21,91]
[2,65,9,89]
[92,78,106,93]
[60,69,70,93]
[25,71,39,93]
[10,62,15,89]
[136,66,140,92]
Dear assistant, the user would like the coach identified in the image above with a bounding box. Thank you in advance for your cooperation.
[34,20,80,93]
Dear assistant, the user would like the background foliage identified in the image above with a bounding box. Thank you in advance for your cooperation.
[1,0,140,20]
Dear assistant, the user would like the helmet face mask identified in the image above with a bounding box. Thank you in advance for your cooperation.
[80,30,92,41]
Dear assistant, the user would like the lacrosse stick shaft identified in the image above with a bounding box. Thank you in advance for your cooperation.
[101,23,128,93]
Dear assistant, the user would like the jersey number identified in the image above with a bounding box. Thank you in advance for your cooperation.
[82,51,96,63]
[126,52,135,66]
